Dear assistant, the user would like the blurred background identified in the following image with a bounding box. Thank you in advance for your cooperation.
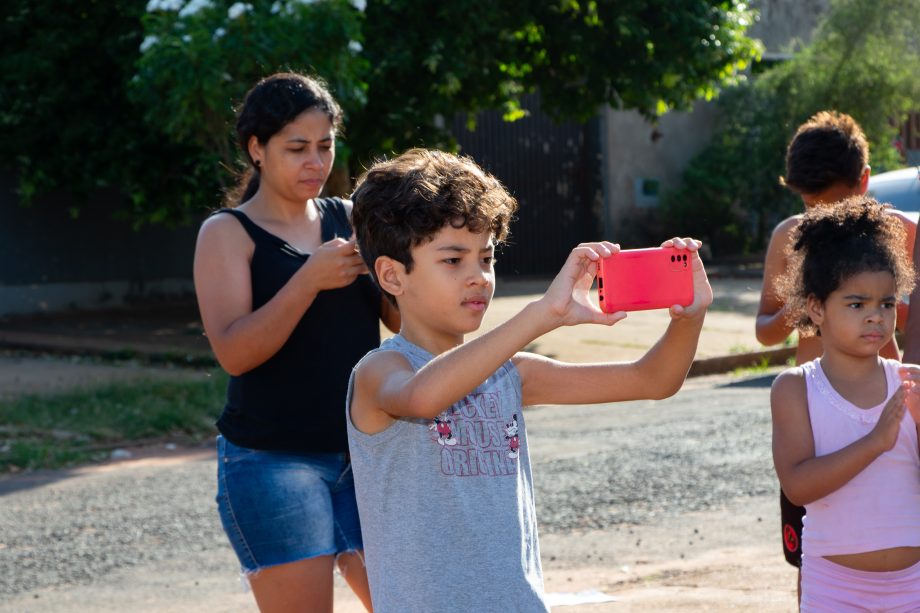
[1,0,918,317]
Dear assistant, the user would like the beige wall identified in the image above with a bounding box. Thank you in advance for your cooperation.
[601,101,720,237]
[751,0,830,53]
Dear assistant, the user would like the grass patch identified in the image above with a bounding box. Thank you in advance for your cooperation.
[731,356,772,377]
[0,371,228,473]
[579,338,615,346]
[728,344,757,355]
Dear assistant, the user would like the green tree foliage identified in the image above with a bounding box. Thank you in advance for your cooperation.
[1,0,759,224]
[0,0,240,225]
[353,0,759,167]
[130,0,365,218]
[0,2,146,209]
[661,0,920,257]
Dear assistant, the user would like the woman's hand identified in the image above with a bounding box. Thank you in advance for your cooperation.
[661,237,713,320]
[303,237,368,292]
[540,241,628,328]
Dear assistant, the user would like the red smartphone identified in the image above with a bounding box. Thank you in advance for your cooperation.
[597,246,694,313]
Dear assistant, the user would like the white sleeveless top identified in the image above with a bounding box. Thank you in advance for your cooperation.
[802,358,920,556]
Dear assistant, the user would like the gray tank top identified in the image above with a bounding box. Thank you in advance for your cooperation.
[346,334,548,612]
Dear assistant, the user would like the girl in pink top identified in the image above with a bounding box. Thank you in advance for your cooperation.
[771,196,920,611]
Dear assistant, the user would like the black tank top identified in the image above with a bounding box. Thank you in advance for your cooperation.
[213,198,381,453]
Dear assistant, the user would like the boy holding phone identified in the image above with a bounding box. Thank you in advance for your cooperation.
[346,148,713,611]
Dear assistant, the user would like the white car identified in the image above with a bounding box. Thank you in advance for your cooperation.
[868,166,920,222]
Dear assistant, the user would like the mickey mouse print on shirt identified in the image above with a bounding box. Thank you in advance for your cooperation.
[504,414,520,459]
[429,391,520,477]
[430,415,457,446]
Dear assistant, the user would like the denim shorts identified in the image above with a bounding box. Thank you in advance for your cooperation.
[215,435,363,573]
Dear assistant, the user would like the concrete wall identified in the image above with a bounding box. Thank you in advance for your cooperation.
[752,0,830,54]
[600,101,720,241]
[0,174,199,316]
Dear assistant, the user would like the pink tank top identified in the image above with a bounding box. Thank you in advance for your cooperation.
[802,358,920,556]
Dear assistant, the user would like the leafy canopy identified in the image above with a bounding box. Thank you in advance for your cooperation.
[353,0,760,167]
[1,0,759,224]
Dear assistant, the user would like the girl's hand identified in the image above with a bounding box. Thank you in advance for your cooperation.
[660,237,713,320]
[869,386,907,454]
[898,365,920,424]
[304,237,368,291]
[541,241,628,328]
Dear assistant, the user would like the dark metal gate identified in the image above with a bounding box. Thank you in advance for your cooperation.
[451,94,602,277]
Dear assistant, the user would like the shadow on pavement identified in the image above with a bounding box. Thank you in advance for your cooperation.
[718,374,778,389]
[0,467,86,496]
[0,442,215,497]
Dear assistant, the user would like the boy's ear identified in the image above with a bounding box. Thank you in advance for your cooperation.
[806,294,824,328]
[859,164,871,194]
[375,256,407,298]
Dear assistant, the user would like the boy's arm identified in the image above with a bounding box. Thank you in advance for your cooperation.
[515,239,711,406]
[352,243,628,428]
[756,218,798,347]
[771,369,905,506]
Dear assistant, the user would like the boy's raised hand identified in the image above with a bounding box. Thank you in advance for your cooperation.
[541,241,628,327]
[661,237,713,320]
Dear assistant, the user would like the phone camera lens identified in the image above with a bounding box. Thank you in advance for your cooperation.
[670,255,675,262]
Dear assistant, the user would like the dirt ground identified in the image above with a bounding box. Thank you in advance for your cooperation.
[0,361,796,613]
[0,402,795,613]
[0,276,799,612]
[0,351,214,400]
[0,277,768,396]
[0,277,767,365]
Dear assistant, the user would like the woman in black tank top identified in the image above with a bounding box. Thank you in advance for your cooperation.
[194,72,398,612]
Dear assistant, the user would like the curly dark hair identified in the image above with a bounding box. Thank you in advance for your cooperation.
[781,111,868,196]
[776,195,915,335]
[351,148,518,304]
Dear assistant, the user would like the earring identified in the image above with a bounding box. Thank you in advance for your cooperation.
[254,160,262,169]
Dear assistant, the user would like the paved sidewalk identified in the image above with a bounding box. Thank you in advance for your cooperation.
[0,370,794,613]
[0,271,802,612]
[0,275,788,375]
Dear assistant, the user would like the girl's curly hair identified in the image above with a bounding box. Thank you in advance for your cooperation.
[776,195,915,335]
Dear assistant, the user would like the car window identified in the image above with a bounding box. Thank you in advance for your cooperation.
[868,169,920,213]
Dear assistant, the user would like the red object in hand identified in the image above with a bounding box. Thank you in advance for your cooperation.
[597,246,694,313]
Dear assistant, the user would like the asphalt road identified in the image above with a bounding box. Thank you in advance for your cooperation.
[0,371,783,612]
